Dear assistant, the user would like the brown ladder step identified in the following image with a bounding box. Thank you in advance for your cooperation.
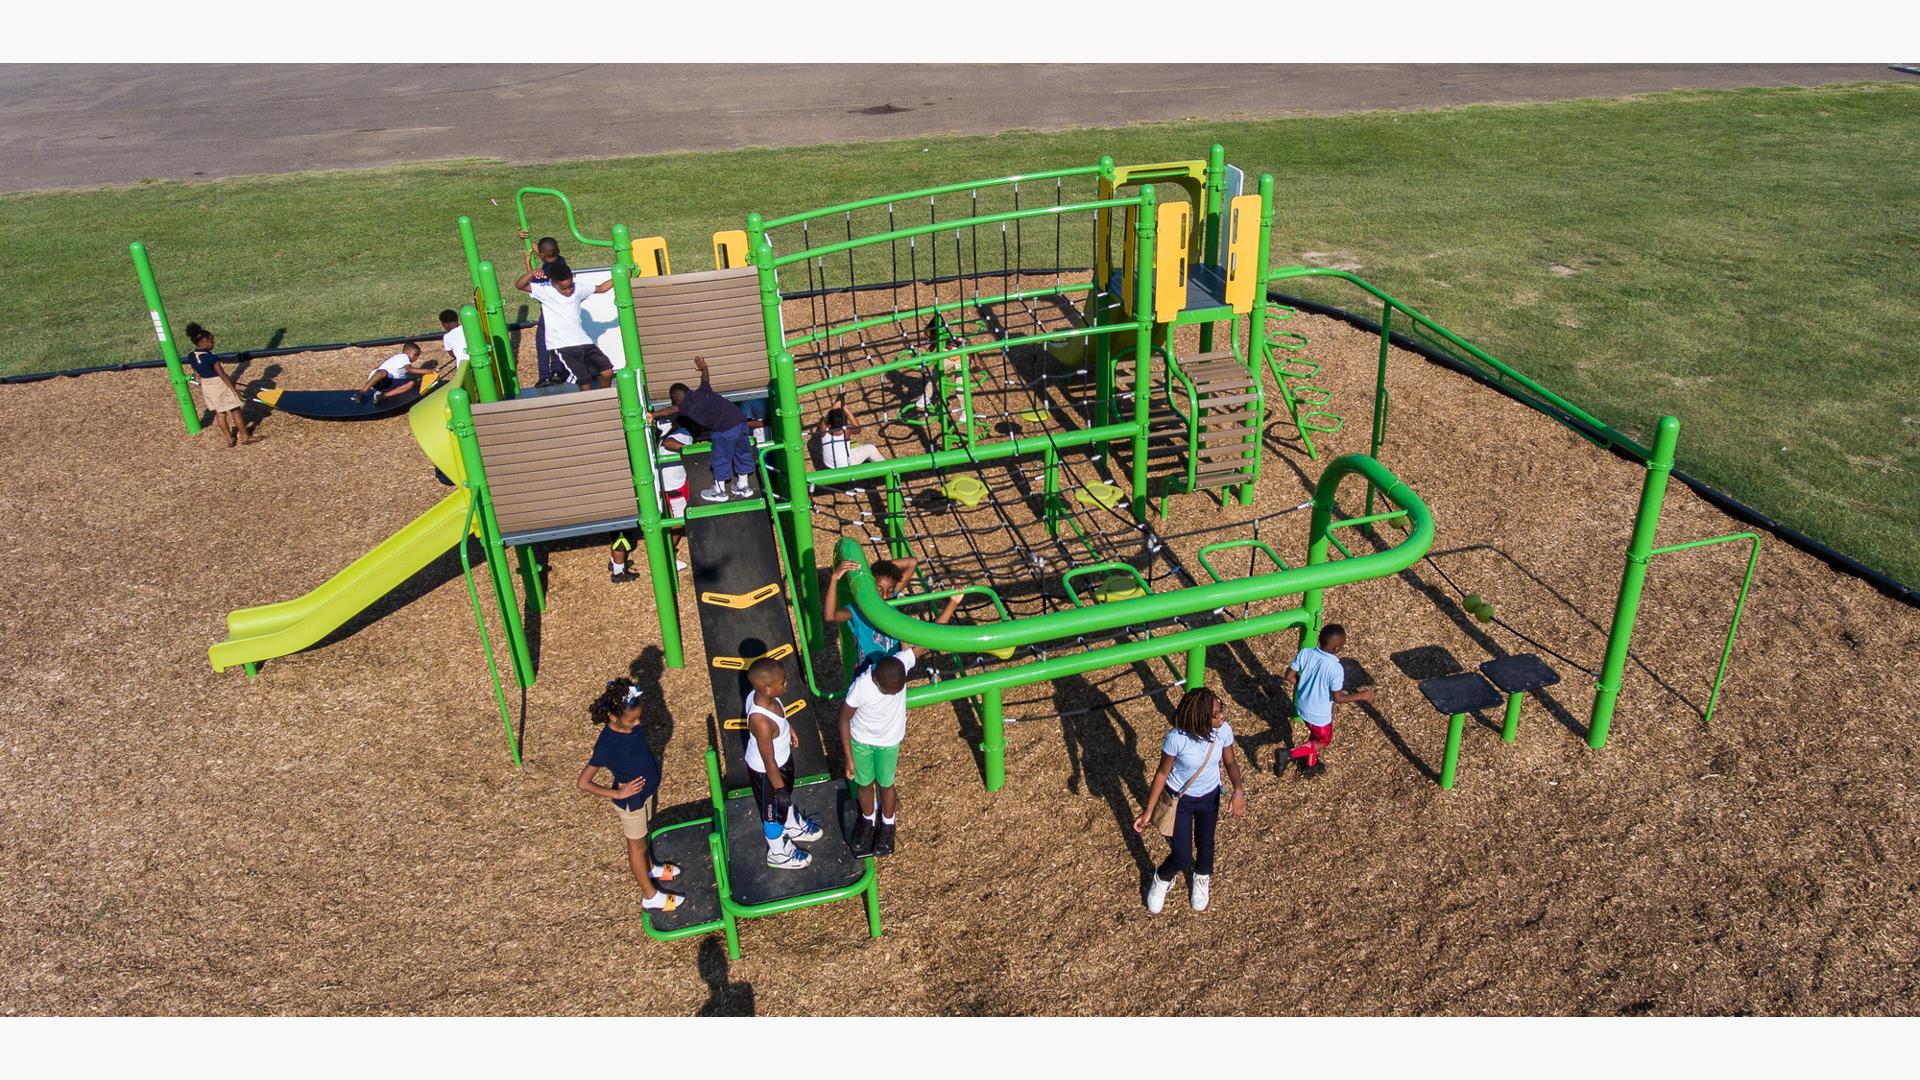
[1194,443,1256,461]
[1198,393,1258,410]
[1198,408,1255,428]
[1196,426,1254,444]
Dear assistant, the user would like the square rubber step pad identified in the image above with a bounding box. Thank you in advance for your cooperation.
[723,781,869,908]
[644,819,723,935]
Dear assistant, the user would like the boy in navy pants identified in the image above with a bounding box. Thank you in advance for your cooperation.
[655,355,755,502]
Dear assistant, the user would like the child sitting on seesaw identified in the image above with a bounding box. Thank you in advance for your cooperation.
[744,657,825,870]
[824,556,963,666]
[577,677,683,912]
[352,342,433,404]
[1283,623,1374,777]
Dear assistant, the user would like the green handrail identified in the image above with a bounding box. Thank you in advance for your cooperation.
[514,186,616,251]
[1197,538,1287,582]
[800,321,1137,397]
[639,817,726,943]
[807,419,1140,488]
[836,454,1432,656]
[456,495,520,766]
[1061,562,1152,608]
[759,165,1104,231]
[1266,267,1633,455]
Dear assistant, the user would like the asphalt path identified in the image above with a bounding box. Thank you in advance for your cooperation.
[0,64,1898,192]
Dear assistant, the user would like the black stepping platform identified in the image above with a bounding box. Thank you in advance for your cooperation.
[721,781,868,908]
[1417,671,1503,715]
[1479,654,1561,696]
[643,818,722,935]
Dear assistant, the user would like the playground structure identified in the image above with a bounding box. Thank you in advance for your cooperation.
[131,143,1767,957]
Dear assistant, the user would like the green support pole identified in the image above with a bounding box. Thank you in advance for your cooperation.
[1501,693,1522,743]
[1129,185,1157,523]
[458,215,485,293]
[884,472,908,559]
[751,216,821,649]
[450,387,535,688]
[1589,415,1681,749]
[1365,304,1393,518]
[1440,712,1466,789]
[611,235,684,671]
[458,305,500,405]
[1185,644,1206,690]
[981,687,1005,792]
[1199,143,1225,356]
[615,366,683,669]
[130,242,200,435]
[476,262,517,399]
[1043,444,1060,539]
[863,874,884,939]
[1093,155,1116,436]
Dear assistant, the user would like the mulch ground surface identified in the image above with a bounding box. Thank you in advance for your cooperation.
[3,303,1916,1016]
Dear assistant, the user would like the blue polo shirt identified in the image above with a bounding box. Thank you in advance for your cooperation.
[1163,722,1234,798]
[676,375,745,433]
[186,349,220,379]
[589,724,662,811]
[1290,646,1346,724]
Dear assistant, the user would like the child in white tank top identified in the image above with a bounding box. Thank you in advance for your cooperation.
[745,658,823,869]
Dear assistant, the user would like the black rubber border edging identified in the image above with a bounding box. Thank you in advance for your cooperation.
[0,322,537,386]
[1269,288,1918,609]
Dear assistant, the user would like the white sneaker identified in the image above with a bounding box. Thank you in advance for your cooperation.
[675,559,689,572]
[767,841,812,870]
[731,481,753,497]
[1146,874,1172,914]
[699,485,730,503]
[1191,874,1211,912]
[785,815,824,843]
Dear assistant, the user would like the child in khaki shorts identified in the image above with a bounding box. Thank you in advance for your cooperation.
[576,678,683,912]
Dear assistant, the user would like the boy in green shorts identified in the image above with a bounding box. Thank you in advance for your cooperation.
[839,646,922,858]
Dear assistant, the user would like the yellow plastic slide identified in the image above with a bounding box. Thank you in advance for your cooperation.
[207,369,473,673]
[208,489,473,672]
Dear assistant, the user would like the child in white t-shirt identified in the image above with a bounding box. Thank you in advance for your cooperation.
[353,342,431,404]
[836,615,955,860]
[513,259,614,389]
[438,309,469,366]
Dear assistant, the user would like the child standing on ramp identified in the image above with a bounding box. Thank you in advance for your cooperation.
[744,658,825,870]
[577,678,683,912]
[1283,623,1374,776]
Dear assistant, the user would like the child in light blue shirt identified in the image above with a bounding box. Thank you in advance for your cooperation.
[1284,624,1373,775]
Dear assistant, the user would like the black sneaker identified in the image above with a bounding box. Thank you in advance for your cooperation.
[872,821,896,857]
[610,563,629,584]
[369,389,384,405]
[849,815,876,858]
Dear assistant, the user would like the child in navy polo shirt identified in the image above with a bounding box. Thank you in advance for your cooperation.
[181,322,261,446]
[656,355,755,503]
[577,678,683,912]
[1283,623,1374,776]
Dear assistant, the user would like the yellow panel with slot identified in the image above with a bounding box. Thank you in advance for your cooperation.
[711,229,748,270]
[630,236,671,277]
[1222,194,1261,315]
[1154,201,1191,324]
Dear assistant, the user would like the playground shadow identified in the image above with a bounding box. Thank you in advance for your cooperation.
[1055,670,1158,885]
[624,643,676,760]
[694,937,755,1016]
[314,543,466,652]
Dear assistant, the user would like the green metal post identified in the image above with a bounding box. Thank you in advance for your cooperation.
[751,216,821,649]
[130,242,201,435]
[1440,713,1466,789]
[884,472,908,560]
[1093,155,1116,434]
[1185,644,1206,690]
[1240,173,1277,504]
[982,687,1005,792]
[1199,143,1225,355]
[608,226,654,405]
[1365,304,1393,518]
[458,215,485,292]
[458,305,499,405]
[1043,443,1060,539]
[1501,693,1522,743]
[864,873,883,939]
[615,367,683,669]
[450,387,535,688]
[1589,415,1681,749]
[476,263,517,399]
[1129,185,1157,523]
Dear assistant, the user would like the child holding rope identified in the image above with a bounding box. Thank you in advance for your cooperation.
[1283,623,1373,777]
[816,394,888,474]
[577,678,683,912]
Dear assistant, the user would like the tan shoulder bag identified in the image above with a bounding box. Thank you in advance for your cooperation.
[1150,737,1218,838]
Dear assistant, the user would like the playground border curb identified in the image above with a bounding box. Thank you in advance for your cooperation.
[1267,288,1918,609]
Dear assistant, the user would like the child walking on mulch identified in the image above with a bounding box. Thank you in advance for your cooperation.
[577,678,683,912]
[744,658,825,870]
[1283,623,1374,777]
[182,322,262,446]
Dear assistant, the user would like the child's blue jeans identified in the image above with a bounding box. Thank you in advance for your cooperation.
[709,424,755,485]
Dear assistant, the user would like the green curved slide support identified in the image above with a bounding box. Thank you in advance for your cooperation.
[208,490,473,673]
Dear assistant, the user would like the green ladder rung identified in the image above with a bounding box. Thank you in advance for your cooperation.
[1292,384,1333,406]
[1266,331,1310,351]
[1266,304,1298,322]
[1278,359,1320,378]
[1301,411,1344,434]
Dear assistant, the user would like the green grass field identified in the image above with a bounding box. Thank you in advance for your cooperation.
[3,83,1915,585]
